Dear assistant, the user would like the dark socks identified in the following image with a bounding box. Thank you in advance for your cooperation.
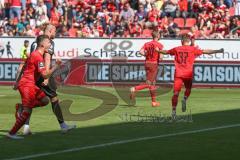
[51,100,64,124]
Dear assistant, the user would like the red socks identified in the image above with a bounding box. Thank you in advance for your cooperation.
[149,85,156,102]
[135,84,149,91]
[9,110,31,135]
[135,84,157,103]
[172,93,179,110]
[184,89,191,99]
[15,103,22,120]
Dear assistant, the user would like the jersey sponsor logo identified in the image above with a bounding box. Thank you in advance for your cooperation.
[38,62,45,69]
[48,40,55,55]
[48,47,54,55]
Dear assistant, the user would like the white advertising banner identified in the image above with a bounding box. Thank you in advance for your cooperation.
[0,37,239,61]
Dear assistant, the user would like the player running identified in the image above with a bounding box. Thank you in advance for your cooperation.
[130,31,163,107]
[7,35,61,139]
[14,24,76,135]
[158,34,224,118]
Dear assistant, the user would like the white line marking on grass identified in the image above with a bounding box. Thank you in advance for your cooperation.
[0,95,6,97]
[3,123,240,160]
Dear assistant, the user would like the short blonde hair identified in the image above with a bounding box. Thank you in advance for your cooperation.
[152,31,160,39]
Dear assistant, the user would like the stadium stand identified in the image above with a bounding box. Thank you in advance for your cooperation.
[0,0,239,38]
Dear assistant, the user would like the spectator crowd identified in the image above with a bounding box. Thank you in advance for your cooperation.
[0,0,240,39]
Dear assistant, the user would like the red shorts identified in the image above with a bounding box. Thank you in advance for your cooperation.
[18,85,46,108]
[145,62,158,82]
[174,77,193,92]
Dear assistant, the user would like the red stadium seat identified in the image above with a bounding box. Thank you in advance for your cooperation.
[69,28,77,37]
[180,29,190,35]
[229,7,235,16]
[174,18,185,28]
[185,18,197,28]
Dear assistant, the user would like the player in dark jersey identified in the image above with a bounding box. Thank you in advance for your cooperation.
[130,31,164,107]
[0,43,4,57]
[7,35,62,139]
[158,34,224,118]
[15,24,76,135]
[6,41,14,58]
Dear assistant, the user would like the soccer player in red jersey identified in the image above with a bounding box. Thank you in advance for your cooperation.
[14,24,76,135]
[6,35,62,139]
[130,31,163,107]
[158,34,224,118]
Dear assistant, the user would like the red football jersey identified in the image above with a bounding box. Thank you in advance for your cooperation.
[167,45,203,78]
[19,50,46,86]
[141,40,163,63]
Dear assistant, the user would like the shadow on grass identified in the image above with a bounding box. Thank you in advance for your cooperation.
[0,108,240,160]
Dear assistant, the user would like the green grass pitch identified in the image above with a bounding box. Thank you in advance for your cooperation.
[0,85,240,160]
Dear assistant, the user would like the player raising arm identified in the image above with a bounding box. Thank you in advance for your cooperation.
[157,34,224,118]
[7,35,61,139]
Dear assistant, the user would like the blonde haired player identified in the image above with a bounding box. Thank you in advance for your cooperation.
[130,31,164,107]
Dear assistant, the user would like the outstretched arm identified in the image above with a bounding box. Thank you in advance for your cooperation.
[156,48,169,55]
[203,48,224,54]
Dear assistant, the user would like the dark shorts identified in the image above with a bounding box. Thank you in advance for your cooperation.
[36,76,58,99]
